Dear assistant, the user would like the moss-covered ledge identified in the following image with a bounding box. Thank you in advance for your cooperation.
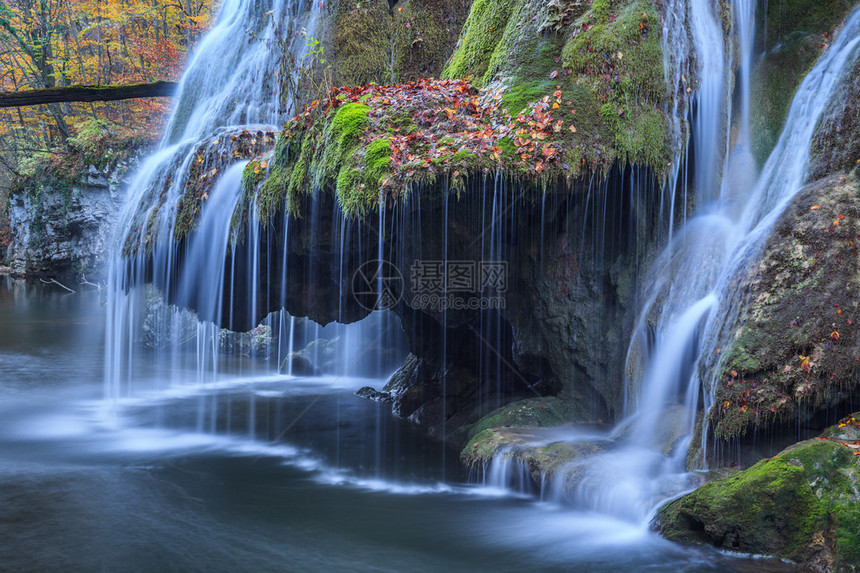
[247,71,670,220]
[655,412,860,571]
[444,0,672,171]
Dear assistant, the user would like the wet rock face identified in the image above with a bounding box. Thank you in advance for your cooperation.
[6,162,136,282]
[710,172,860,441]
[151,164,670,441]
[809,59,860,182]
[655,412,860,572]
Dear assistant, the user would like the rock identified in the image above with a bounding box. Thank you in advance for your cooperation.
[281,353,319,376]
[355,386,393,403]
[655,413,860,571]
[465,396,581,438]
[711,172,860,441]
[461,426,609,490]
[809,57,860,181]
[286,338,338,373]
[7,156,142,282]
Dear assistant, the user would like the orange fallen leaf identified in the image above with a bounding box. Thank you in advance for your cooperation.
[811,205,821,210]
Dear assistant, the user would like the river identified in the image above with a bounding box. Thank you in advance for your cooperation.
[0,277,793,572]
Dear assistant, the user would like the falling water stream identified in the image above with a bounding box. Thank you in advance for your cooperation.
[2,0,860,569]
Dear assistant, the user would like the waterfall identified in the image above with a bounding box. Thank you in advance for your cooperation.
[100,0,860,534]
[104,0,329,403]
[570,2,860,523]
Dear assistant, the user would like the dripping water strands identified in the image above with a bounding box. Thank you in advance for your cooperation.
[483,0,860,522]
[558,2,860,524]
[103,0,405,449]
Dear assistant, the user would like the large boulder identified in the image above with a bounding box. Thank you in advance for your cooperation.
[709,172,860,442]
[655,412,860,572]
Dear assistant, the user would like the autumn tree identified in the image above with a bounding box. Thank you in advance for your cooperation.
[0,0,218,177]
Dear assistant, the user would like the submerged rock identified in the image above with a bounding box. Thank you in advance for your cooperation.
[355,386,393,403]
[655,412,860,572]
[459,396,605,485]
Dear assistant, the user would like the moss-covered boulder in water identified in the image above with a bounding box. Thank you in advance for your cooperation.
[459,396,603,485]
[655,413,860,571]
[711,172,860,440]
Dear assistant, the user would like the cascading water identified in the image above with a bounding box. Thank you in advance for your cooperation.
[104,0,406,415]
[558,1,860,525]
[100,0,860,537]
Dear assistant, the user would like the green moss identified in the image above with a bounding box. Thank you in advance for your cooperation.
[442,0,516,84]
[451,148,479,165]
[328,0,471,86]
[466,397,570,439]
[763,0,856,47]
[331,103,370,146]
[660,437,860,568]
[502,79,556,117]
[336,138,394,215]
[750,33,820,165]
[365,138,393,175]
[561,1,665,103]
[318,102,371,190]
[496,136,516,159]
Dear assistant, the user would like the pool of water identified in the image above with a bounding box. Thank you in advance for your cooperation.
[0,277,790,572]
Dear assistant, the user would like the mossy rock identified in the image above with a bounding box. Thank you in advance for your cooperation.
[465,396,576,439]
[751,1,860,165]
[809,58,860,182]
[443,0,672,174]
[655,415,860,571]
[762,0,858,49]
[712,173,860,440]
[750,32,821,165]
[441,0,518,84]
[459,395,603,489]
[461,426,607,486]
[326,0,472,87]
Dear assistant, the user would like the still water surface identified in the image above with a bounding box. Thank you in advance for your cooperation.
[0,278,788,572]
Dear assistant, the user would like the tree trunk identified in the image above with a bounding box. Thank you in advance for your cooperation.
[0,81,180,108]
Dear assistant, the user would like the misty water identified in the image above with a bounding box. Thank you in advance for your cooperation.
[0,278,793,572]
